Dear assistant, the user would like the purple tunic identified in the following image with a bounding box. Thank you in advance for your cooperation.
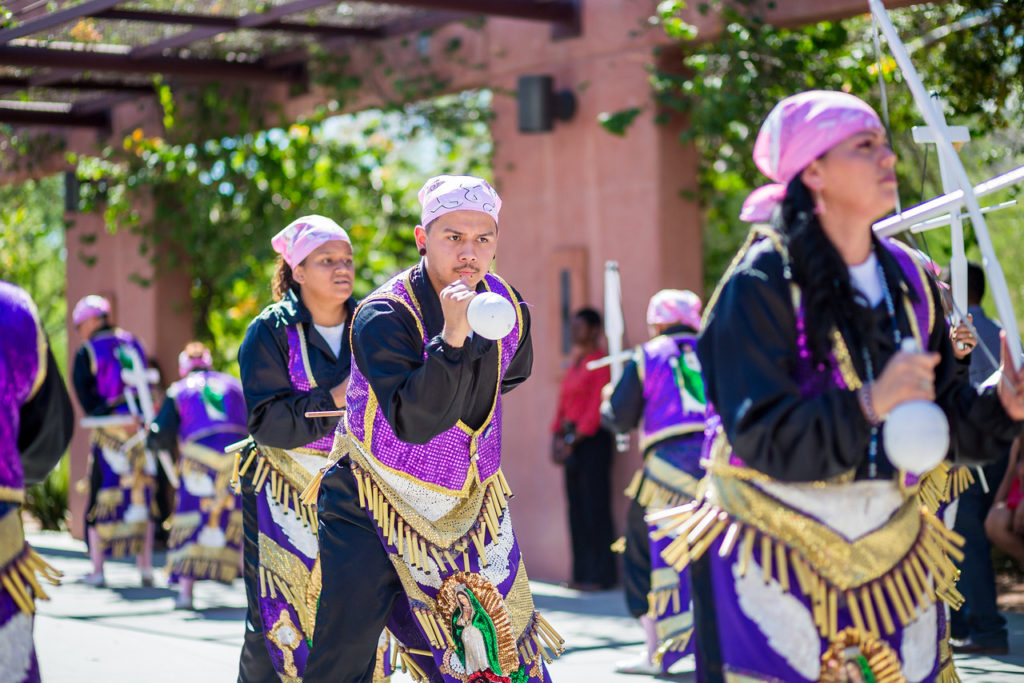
[0,282,55,683]
[166,371,248,584]
[343,268,559,683]
[657,234,962,682]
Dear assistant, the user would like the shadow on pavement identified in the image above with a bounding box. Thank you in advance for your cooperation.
[533,590,630,618]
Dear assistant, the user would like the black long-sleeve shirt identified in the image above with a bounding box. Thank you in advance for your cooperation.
[20,346,75,486]
[146,392,179,452]
[238,288,355,449]
[351,263,533,445]
[698,237,1020,483]
[601,324,695,437]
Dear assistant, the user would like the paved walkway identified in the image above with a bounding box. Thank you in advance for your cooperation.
[28,530,1024,681]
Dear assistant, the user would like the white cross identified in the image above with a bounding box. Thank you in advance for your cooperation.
[119,345,161,424]
[868,0,1024,367]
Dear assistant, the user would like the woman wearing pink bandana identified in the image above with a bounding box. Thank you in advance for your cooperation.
[652,91,1024,682]
[234,215,361,682]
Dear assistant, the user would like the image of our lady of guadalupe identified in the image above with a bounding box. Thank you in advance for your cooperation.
[451,585,510,683]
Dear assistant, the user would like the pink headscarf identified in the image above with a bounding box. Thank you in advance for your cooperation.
[741,90,884,223]
[178,345,213,378]
[418,175,501,228]
[271,215,351,268]
[647,289,702,330]
[72,294,111,326]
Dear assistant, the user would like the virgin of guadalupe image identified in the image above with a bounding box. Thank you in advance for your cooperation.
[451,585,508,682]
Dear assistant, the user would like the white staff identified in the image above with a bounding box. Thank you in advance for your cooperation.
[868,0,1023,368]
[603,261,630,452]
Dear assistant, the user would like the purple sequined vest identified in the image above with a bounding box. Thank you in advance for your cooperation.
[0,282,44,496]
[286,323,337,453]
[83,328,147,415]
[171,370,248,451]
[346,269,523,494]
[639,333,706,452]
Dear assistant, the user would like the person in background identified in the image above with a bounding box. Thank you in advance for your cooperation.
[602,289,706,674]
[985,432,1024,568]
[949,261,1011,655]
[147,341,248,610]
[0,280,74,683]
[551,307,617,591]
[71,294,157,587]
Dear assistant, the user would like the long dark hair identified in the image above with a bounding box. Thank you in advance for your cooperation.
[271,255,298,302]
[774,175,872,365]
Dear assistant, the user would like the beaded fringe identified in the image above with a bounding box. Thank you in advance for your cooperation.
[648,584,681,618]
[169,554,239,584]
[624,470,689,510]
[1,545,62,615]
[351,463,514,573]
[233,448,319,530]
[652,628,693,664]
[651,500,964,640]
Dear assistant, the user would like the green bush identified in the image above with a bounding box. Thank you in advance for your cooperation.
[24,454,69,531]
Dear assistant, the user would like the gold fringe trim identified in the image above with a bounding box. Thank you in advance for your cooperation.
[395,646,431,682]
[626,470,690,510]
[226,511,244,546]
[516,611,565,667]
[168,555,239,584]
[652,628,693,664]
[947,466,975,501]
[937,658,961,683]
[247,450,319,530]
[351,462,512,571]
[647,585,681,618]
[653,500,964,640]
[915,463,975,513]
[1,546,62,616]
[610,536,626,554]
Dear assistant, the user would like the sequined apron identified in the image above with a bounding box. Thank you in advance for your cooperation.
[343,269,563,683]
[650,231,961,682]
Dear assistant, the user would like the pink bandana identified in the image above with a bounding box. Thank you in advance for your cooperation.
[741,90,883,223]
[178,346,213,377]
[72,294,111,325]
[271,215,351,268]
[418,175,501,228]
[647,289,702,329]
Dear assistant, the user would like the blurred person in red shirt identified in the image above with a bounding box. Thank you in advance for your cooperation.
[551,307,617,590]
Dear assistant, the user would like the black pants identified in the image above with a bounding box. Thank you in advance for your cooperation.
[237,469,278,683]
[950,456,1009,647]
[564,429,617,587]
[304,460,440,683]
[622,496,651,618]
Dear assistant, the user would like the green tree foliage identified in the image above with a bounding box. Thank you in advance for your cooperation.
[0,174,71,530]
[0,174,67,372]
[73,87,492,369]
[641,1,1024,324]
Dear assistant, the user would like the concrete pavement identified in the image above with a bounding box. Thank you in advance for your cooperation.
[27,530,1024,681]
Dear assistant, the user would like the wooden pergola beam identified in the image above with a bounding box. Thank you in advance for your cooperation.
[0,0,125,46]
[0,105,109,127]
[367,0,578,24]
[0,75,155,92]
[0,46,301,82]
[92,9,386,39]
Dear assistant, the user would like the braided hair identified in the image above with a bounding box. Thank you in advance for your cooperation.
[774,175,873,366]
